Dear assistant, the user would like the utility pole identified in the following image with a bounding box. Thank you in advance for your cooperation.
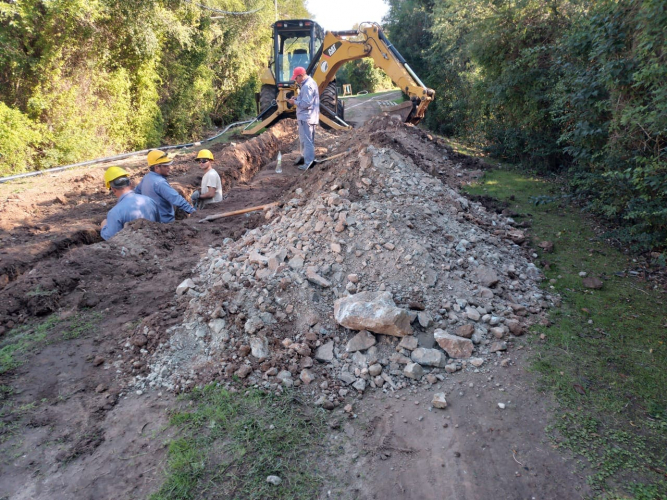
[274,0,278,21]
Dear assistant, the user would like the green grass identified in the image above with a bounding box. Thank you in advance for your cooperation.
[150,386,327,500]
[25,285,58,297]
[464,168,667,498]
[0,311,103,373]
[0,385,13,401]
[0,315,59,374]
[62,312,103,340]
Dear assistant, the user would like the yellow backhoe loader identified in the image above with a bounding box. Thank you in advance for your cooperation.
[242,20,434,135]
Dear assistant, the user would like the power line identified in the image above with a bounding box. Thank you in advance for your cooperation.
[182,0,264,16]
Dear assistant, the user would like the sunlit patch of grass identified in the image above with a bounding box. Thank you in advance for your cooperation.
[150,386,326,500]
[0,315,60,374]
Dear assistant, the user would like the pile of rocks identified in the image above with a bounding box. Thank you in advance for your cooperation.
[126,118,555,406]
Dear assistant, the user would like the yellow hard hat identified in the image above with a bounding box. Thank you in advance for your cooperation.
[104,166,129,189]
[147,149,172,167]
[196,149,214,161]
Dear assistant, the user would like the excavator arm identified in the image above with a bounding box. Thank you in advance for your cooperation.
[313,23,434,124]
[242,21,433,134]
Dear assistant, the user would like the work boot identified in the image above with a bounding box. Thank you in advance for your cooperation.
[300,160,315,171]
[294,156,304,166]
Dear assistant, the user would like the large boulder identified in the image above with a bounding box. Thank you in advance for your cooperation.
[434,329,473,359]
[455,324,474,338]
[176,279,195,295]
[506,319,524,336]
[306,267,331,288]
[334,291,413,337]
[250,335,270,359]
[403,362,423,380]
[432,393,448,409]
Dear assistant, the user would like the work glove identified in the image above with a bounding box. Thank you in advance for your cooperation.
[191,190,200,204]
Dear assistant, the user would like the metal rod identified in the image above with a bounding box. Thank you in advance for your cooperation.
[404,63,427,91]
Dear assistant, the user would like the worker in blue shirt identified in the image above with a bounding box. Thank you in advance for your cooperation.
[100,166,160,240]
[135,150,196,223]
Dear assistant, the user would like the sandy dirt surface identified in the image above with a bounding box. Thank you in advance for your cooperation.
[343,90,404,128]
[327,347,588,499]
[1,110,587,499]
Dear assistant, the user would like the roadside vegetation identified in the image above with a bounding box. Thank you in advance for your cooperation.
[386,0,666,252]
[150,386,327,500]
[0,0,309,176]
[336,59,394,95]
[464,166,667,498]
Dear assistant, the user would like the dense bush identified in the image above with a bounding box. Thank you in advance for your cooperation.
[556,0,667,249]
[384,0,666,249]
[0,0,308,176]
[0,103,46,174]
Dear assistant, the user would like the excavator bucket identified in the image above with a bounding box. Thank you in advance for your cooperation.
[380,101,415,122]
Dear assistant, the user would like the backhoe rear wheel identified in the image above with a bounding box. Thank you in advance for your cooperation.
[320,81,344,129]
[259,84,278,115]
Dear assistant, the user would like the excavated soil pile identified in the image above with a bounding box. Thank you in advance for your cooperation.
[124,115,555,408]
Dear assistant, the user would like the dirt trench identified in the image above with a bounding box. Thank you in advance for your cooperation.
[0,119,336,499]
[0,121,295,328]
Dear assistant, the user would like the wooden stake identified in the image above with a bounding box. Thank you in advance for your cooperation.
[317,149,351,163]
[199,202,278,223]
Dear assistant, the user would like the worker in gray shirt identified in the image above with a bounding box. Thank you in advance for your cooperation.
[288,67,320,171]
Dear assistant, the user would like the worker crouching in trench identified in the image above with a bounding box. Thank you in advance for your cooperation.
[100,166,161,240]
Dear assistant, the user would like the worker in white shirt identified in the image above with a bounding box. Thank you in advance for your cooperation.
[190,149,223,209]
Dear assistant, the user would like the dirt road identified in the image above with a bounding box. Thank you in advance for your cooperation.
[342,90,404,128]
[1,109,587,499]
[329,347,587,499]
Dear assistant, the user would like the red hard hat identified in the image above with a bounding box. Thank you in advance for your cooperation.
[291,66,307,80]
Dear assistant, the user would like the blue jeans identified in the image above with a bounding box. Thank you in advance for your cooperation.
[298,120,316,164]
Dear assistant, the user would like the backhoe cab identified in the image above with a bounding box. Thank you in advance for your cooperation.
[242,20,434,135]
